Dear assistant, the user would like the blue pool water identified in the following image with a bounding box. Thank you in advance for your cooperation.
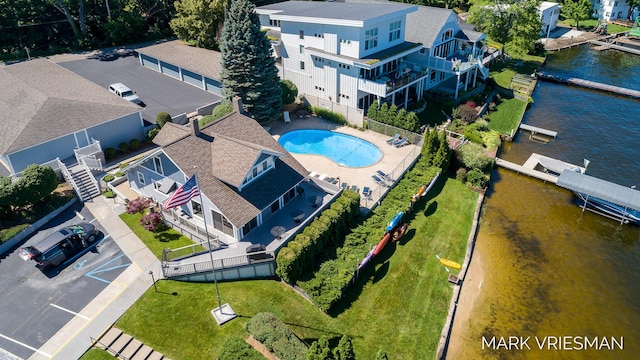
[278,129,382,167]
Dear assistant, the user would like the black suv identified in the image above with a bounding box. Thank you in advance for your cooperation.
[19,223,99,269]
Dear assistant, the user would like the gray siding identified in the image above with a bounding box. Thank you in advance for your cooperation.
[86,113,144,150]
[182,69,203,88]
[141,54,159,70]
[9,134,78,172]
[160,61,180,79]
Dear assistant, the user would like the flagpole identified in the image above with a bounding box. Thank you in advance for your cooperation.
[194,166,223,311]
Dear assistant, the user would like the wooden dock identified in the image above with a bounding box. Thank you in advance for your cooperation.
[537,72,640,99]
[520,124,557,138]
[589,39,640,55]
[495,153,585,184]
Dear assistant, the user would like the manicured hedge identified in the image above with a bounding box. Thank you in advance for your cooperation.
[297,128,449,311]
[276,190,360,284]
[244,312,307,360]
[311,106,347,125]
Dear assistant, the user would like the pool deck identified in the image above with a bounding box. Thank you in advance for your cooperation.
[268,115,420,210]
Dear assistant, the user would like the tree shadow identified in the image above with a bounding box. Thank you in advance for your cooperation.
[155,231,182,243]
[397,228,416,246]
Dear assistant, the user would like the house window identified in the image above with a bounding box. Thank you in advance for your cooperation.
[388,21,401,42]
[300,61,305,70]
[430,70,436,83]
[242,216,258,237]
[299,30,304,39]
[153,157,163,175]
[270,199,280,214]
[211,209,234,236]
[283,187,296,205]
[137,172,145,185]
[365,28,378,50]
[269,19,280,27]
[191,200,202,217]
[299,45,304,54]
[441,29,453,42]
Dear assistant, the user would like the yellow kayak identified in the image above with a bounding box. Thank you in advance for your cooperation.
[439,257,461,269]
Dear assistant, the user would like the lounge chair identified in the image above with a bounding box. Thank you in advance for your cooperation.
[350,185,359,193]
[393,137,408,148]
[309,171,318,178]
[318,174,328,181]
[363,186,372,198]
[386,133,400,144]
[284,111,291,124]
[341,182,349,190]
[376,170,391,181]
[326,177,335,184]
[372,175,386,186]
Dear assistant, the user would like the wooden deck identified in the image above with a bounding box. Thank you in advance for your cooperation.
[537,72,640,99]
[589,39,640,55]
[495,153,585,184]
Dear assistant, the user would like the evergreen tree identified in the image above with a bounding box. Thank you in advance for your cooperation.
[367,99,379,120]
[375,349,389,360]
[306,336,333,360]
[395,108,407,128]
[405,111,420,132]
[378,102,389,124]
[220,0,282,122]
[333,335,355,360]
[388,104,399,126]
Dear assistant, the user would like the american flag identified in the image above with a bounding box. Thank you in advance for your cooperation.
[163,174,200,210]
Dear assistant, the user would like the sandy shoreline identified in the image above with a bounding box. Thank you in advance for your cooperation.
[446,240,485,358]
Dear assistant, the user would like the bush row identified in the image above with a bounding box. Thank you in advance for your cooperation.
[276,190,360,283]
[310,106,348,126]
[366,99,420,133]
[297,129,450,311]
[104,138,142,160]
[245,312,307,360]
[217,338,263,360]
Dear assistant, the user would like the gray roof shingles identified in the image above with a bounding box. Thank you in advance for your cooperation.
[137,40,222,81]
[0,58,139,155]
[154,107,307,227]
[258,1,416,23]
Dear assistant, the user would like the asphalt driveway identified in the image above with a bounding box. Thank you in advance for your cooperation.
[57,52,222,124]
[0,203,129,360]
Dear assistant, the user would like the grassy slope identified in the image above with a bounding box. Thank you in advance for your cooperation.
[487,97,527,135]
[109,179,477,360]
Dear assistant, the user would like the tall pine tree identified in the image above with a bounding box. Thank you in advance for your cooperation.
[220,0,282,122]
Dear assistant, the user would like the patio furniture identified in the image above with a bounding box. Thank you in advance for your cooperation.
[350,185,359,193]
[376,170,391,182]
[386,133,400,144]
[284,111,291,124]
[341,182,349,190]
[318,174,328,181]
[393,137,408,147]
[363,186,372,198]
[291,210,305,223]
[372,175,386,187]
[309,195,323,208]
[271,226,286,240]
[326,177,336,184]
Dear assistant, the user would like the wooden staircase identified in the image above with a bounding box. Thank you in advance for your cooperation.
[96,327,171,360]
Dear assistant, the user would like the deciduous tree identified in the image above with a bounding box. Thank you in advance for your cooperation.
[561,0,593,28]
[170,0,227,49]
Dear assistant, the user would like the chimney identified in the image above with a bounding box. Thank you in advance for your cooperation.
[234,96,249,116]
[191,117,200,137]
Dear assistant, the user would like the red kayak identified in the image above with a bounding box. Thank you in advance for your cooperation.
[373,232,392,256]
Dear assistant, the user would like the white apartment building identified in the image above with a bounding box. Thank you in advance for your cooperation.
[593,0,634,21]
[256,1,489,114]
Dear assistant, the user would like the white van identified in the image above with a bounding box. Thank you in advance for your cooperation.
[108,83,141,104]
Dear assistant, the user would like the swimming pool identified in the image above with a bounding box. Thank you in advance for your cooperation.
[278,129,382,167]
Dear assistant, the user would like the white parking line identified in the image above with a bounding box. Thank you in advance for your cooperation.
[49,304,91,321]
[0,333,51,358]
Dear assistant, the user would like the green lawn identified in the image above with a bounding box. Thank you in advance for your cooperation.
[558,18,631,34]
[101,178,477,360]
[120,212,204,259]
[487,97,527,135]
[79,348,114,360]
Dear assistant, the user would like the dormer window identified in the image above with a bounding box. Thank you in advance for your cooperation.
[242,154,275,187]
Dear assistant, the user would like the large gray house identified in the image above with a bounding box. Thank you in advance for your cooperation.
[0,59,144,178]
[125,99,312,245]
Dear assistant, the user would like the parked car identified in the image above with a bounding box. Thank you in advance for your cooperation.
[19,223,99,269]
[108,83,142,105]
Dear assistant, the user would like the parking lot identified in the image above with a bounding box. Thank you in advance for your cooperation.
[57,51,222,124]
[0,203,129,359]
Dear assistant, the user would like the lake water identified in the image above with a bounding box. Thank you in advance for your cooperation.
[451,45,640,359]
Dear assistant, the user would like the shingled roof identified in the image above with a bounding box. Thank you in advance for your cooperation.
[137,40,222,81]
[0,58,140,155]
[153,101,308,227]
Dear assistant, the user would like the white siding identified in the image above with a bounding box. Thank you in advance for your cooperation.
[325,33,338,54]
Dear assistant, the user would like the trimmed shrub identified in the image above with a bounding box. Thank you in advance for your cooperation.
[457,142,492,171]
[280,79,298,105]
[218,338,263,360]
[146,127,159,142]
[245,313,307,360]
[140,212,163,232]
[119,162,130,169]
[115,171,125,177]
[119,142,129,152]
[200,100,234,127]
[156,112,171,128]
[104,147,117,160]
[456,167,467,183]
[310,106,347,125]
[103,174,115,183]
[334,335,356,360]
[467,168,489,189]
[102,189,116,198]
[129,138,140,151]
[457,103,478,123]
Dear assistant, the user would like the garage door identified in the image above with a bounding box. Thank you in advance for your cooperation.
[183,69,204,88]
[160,61,180,79]
[205,77,222,94]
[140,54,159,70]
